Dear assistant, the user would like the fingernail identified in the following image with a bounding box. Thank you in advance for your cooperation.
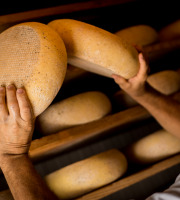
[7,85,14,90]
[17,88,24,94]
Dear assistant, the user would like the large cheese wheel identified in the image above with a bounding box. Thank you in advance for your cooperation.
[48,19,139,79]
[115,25,158,47]
[147,70,180,95]
[36,91,112,135]
[125,129,180,164]
[45,149,127,199]
[0,22,67,116]
[159,20,180,41]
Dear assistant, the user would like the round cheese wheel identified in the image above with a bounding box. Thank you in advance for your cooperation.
[115,25,158,47]
[159,20,180,41]
[147,70,180,95]
[0,22,67,116]
[36,91,112,135]
[125,129,180,164]
[45,149,127,199]
[48,19,139,79]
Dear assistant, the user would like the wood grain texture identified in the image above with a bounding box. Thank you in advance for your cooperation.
[29,105,151,162]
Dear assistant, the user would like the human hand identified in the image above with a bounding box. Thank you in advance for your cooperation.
[112,53,149,99]
[0,85,34,158]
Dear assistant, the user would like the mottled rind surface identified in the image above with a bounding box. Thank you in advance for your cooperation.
[48,19,139,79]
[37,91,112,135]
[0,22,67,116]
[125,129,180,164]
[115,25,158,46]
[147,70,180,95]
[45,149,128,199]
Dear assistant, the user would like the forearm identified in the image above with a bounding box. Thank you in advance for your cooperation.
[134,84,180,138]
[1,154,59,200]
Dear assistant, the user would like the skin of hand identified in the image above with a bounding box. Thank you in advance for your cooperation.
[0,85,34,158]
[112,53,149,99]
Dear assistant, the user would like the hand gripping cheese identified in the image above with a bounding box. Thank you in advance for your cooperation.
[45,149,128,199]
[159,20,180,41]
[115,25,158,47]
[0,22,67,116]
[37,91,112,135]
[125,129,180,164]
[147,70,180,95]
[48,19,139,79]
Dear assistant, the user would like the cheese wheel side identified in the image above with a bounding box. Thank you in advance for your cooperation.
[45,149,128,199]
[48,19,139,79]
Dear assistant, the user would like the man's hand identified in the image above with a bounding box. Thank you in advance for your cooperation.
[112,53,149,99]
[0,85,34,157]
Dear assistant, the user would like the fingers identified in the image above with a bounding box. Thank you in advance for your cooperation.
[0,87,8,118]
[6,85,20,118]
[16,88,33,122]
[136,53,149,81]
[112,74,128,87]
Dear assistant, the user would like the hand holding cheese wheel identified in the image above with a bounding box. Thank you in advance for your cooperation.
[36,91,112,135]
[45,149,127,199]
[159,20,180,41]
[0,22,67,116]
[125,129,180,164]
[48,19,139,79]
[147,70,180,95]
[115,25,158,47]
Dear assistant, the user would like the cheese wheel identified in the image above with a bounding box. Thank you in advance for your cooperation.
[125,129,180,164]
[0,22,67,116]
[45,149,127,199]
[115,25,158,46]
[0,190,13,200]
[147,70,180,95]
[48,19,139,79]
[159,20,180,41]
[36,91,112,135]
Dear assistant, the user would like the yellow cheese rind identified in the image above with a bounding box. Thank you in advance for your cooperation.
[159,20,180,41]
[115,25,158,46]
[37,91,112,135]
[147,70,180,95]
[48,19,139,79]
[125,129,180,164]
[0,22,67,116]
[45,149,127,199]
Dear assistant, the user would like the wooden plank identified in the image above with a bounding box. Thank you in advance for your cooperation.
[29,105,151,162]
[76,153,180,200]
[0,0,136,27]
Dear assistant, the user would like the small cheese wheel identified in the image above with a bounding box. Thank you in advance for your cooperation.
[0,22,67,116]
[115,25,158,47]
[48,19,139,79]
[125,129,180,164]
[159,20,180,41]
[37,91,112,135]
[45,149,127,199]
[147,70,180,95]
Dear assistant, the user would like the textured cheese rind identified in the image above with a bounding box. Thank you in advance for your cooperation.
[115,25,158,46]
[147,70,180,95]
[0,22,67,116]
[48,19,139,79]
[159,20,180,41]
[37,91,112,135]
[125,129,180,164]
[45,149,128,199]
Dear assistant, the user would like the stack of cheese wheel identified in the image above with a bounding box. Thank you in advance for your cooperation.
[36,91,112,135]
[159,19,180,41]
[45,149,128,199]
[0,22,67,116]
[113,70,180,109]
[125,129,180,164]
[48,19,139,79]
[115,25,158,47]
